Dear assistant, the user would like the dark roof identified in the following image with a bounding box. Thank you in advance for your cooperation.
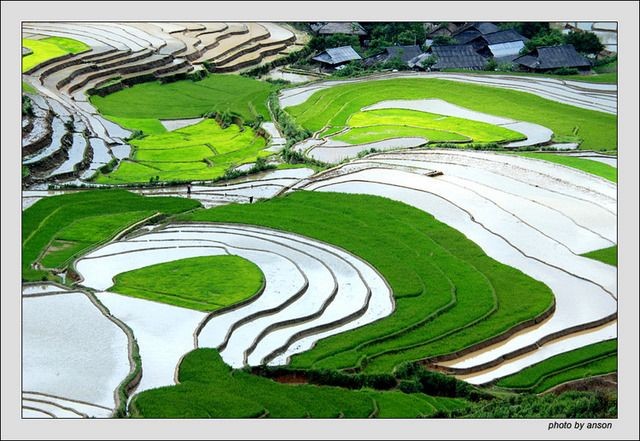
[316,22,367,36]
[472,22,500,34]
[454,22,499,36]
[480,29,528,45]
[426,23,458,38]
[364,45,423,66]
[453,30,482,45]
[452,22,499,44]
[430,44,487,70]
[514,44,591,70]
[312,46,362,65]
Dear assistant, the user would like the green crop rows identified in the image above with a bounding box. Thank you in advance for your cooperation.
[130,348,468,418]
[516,153,617,183]
[286,78,616,150]
[22,190,200,281]
[90,74,274,124]
[333,108,525,145]
[496,339,617,393]
[183,191,554,374]
[110,255,264,311]
[95,119,268,184]
[22,36,90,72]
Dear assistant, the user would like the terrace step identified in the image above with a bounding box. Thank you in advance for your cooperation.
[63,53,175,95]
[212,42,289,73]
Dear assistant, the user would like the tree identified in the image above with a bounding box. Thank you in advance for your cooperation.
[433,35,457,46]
[565,30,604,54]
[484,58,498,71]
[498,22,550,39]
[522,29,565,53]
[420,54,438,69]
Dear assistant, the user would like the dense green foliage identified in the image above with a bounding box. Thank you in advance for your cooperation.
[129,348,468,418]
[22,190,200,281]
[516,153,617,182]
[22,36,90,72]
[496,340,617,393]
[581,245,618,266]
[522,28,604,55]
[90,74,274,123]
[110,255,264,311]
[451,391,616,418]
[95,119,268,184]
[285,78,616,150]
[522,29,566,54]
[498,22,550,39]
[565,31,605,55]
[183,191,553,374]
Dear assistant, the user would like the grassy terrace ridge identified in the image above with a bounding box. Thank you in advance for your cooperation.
[285,78,616,150]
[90,74,275,123]
[110,255,264,312]
[106,116,168,135]
[495,339,617,393]
[334,125,468,144]
[129,348,468,418]
[183,191,554,374]
[95,119,268,184]
[436,68,617,85]
[337,108,525,144]
[581,245,618,266]
[22,81,37,94]
[22,37,90,73]
[22,190,200,282]
[515,152,617,183]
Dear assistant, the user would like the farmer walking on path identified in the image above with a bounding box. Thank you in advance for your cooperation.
[187,183,192,196]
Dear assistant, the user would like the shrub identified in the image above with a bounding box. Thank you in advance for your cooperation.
[522,29,565,53]
[22,95,34,116]
[398,379,421,393]
[484,58,498,71]
[550,67,580,75]
[128,130,145,141]
[433,35,457,46]
[420,55,438,69]
[63,118,75,132]
[565,30,604,55]
[363,373,397,390]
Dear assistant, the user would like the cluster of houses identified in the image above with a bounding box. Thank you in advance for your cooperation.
[309,22,593,73]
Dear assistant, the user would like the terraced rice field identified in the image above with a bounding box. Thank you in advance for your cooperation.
[90,74,275,123]
[95,119,268,183]
[495,339,617,393]
[20,21,618,421]
[283,77,616,150]
[22,285,130,418]
[185,191,554,372]
[292,149,616,381]
[22,190,200,281]
[22,36,90,72]
[129,349,468,418]
[516,152,617,182]
[110,255,264,311]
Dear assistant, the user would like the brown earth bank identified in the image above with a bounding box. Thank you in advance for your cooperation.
[546,373,617,395]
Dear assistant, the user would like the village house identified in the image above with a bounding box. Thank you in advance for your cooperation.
[452,22,500,44]
[363,45,423,67]
[467,29,529,62]
[514,44,591,72]
[425,44,488,70]
[311,45,362,71]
